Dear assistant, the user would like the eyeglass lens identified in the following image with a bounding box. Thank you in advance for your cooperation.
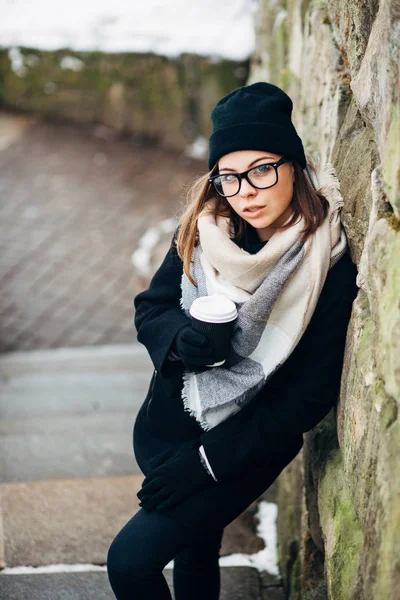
[212,163,278,197]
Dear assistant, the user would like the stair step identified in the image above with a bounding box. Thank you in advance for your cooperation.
[0,477,267,569]
[0,412,142,482]
[0,344,152,482]
[0,344,151,377]
[0,475,143,568]
[0,567,276,600]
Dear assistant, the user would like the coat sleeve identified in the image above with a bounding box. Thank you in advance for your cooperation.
[200,253,359,482]
[134,232,190,377]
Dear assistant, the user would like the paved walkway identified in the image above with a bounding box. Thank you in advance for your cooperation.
[0,112,203,352]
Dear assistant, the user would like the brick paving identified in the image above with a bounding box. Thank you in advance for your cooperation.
[0,113,205,352]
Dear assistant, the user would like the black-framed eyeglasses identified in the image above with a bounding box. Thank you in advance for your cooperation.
[208,156,290,198]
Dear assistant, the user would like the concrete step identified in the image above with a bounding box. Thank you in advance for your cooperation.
[0,475,143,568]
[0,412,142,482]
[0,566,284,600]
[0,344,152,482]
[0,476,268,569]
[0,344,152,377]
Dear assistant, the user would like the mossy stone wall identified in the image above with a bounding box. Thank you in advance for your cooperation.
[0,47,248,152]
[249,1,400,598]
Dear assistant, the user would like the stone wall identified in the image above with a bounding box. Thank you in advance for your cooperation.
[249,1,399,598]
[0,47,248,153]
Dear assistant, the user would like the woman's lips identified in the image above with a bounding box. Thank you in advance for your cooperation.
[243,206,266,217]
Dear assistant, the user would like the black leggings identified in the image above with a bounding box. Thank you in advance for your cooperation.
[107,507,224,599]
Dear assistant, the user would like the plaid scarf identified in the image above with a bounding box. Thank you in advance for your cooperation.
[180,162,348,431]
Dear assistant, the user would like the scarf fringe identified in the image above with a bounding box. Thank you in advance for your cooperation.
[305,159,344,213]
[181,371,212,431]
[319,163,345,213]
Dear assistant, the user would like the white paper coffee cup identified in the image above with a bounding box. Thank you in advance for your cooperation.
[189,294,238,367]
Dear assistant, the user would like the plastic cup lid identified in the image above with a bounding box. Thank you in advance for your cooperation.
[189,294,238,323]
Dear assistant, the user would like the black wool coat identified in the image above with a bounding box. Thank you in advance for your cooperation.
[133,225,358,537]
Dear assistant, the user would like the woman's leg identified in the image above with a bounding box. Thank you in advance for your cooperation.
[173,528,224,600]
[107,508,190,600]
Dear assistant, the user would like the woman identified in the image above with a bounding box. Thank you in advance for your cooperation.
[107,82,358,599]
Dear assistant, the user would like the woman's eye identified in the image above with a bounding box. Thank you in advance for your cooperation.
[255,164,271,174]
[221,174,236,183]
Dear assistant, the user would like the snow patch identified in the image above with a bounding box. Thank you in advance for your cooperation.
[0,0,257,60]
[184,136,208,160]
[8,47,27,77]
[0,564,106,575]
[60,56,85,71]
[131,218,178,278]
[252,500,281,576]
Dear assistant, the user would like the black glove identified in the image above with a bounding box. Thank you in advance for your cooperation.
[172,325,217,372]
[137,448,215,512]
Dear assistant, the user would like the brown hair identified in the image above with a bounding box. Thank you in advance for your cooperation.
[175,156,329,286]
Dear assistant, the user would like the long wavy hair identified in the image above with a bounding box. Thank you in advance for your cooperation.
[176,155,329,287]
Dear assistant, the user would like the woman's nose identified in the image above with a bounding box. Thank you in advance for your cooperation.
[239,177,256,197]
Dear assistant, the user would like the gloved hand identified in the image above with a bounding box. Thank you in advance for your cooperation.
[147,441,195,470]
[137,448,215,512]
[172,325,217,372]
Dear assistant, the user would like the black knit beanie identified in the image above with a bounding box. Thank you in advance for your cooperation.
[208,81,306,171]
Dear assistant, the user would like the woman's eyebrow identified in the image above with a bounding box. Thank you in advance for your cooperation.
[219,156,277,172]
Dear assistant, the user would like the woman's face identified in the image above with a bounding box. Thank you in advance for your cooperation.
[217,150,295,241]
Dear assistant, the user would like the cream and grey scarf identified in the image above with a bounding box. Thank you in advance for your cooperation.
[180,162,348,431]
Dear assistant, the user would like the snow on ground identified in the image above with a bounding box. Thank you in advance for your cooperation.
[131,218,178,278]
[0,0,256,60]
[0,564,107,575]
[219,501,280,575]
